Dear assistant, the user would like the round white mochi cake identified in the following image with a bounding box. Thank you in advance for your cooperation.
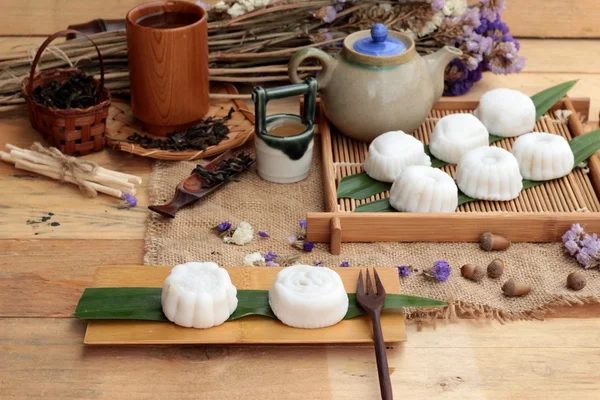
[269,265,349,329]
[474,88,536,137]
[456,146,523,201]
[161,262,238,329]
[429,113,489,164]
[389,166,458,212]
[364,130,431,183]
[511,132,574,181]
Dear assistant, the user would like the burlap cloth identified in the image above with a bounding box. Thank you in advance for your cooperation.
[145,138,600,322]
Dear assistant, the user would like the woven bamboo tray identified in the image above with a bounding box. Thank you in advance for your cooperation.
[305,97,600,254]
[105,84,254,161]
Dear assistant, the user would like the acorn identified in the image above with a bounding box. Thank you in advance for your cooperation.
[567,271,586,291]
[461,264,485,282]
[480,232,511,251]
[487,258,505,278]
[502,278,531,297]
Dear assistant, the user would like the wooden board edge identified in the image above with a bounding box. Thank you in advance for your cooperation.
[305,212,600,243]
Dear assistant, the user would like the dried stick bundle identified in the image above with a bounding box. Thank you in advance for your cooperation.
[0,143,142,199]
[0,0,520,110]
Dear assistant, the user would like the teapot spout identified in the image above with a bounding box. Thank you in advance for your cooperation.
[423,46,462,101]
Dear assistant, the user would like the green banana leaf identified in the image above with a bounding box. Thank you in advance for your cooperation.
[531,80,578,121]
[74,287,447,322]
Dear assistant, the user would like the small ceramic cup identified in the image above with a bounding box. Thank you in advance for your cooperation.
[252,78,318,183]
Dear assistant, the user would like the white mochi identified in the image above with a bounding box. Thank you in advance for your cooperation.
[474,88,536,137]
[511,132,574,181]
[268,265,349,329]
[429,113,489,164]
[364,130,431,182]
[389,166,458,212]
[161,262,238,329]
[456,146,523,201]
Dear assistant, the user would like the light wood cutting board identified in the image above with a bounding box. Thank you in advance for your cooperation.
[84,266,407,345]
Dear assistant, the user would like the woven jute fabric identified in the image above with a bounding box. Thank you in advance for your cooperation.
[145,138,600,322]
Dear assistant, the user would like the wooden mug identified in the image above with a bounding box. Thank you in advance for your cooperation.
[126,1,209,135]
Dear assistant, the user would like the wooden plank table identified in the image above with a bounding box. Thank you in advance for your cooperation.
[1,2,600,398]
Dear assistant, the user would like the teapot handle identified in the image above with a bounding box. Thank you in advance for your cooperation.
[288,48,336,90]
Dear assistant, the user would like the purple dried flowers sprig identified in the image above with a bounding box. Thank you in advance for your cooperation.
[397,265,413,277]
[423,260,452,282]
[258,230,270,239]
[263,251,277,262]
[118,193,138,209]
[562,224,600,269]
[215,220,232,233]
[339,261,350,267]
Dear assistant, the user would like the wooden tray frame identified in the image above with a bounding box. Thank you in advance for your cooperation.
[305,97,600,255]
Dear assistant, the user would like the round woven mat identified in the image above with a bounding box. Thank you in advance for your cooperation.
[105,84,254,161]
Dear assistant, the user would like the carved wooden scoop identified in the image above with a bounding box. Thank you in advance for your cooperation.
[148,151,253,218]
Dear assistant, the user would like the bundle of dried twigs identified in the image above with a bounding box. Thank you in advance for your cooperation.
[0,0,519,112]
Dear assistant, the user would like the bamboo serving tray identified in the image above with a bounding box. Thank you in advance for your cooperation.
[83,266,406,345]
[105,84,254,161]
[305,97,600,254]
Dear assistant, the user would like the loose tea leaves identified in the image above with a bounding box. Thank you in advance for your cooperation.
[32,73,100,109]
[127,108,235,152]
[193,152,254,188]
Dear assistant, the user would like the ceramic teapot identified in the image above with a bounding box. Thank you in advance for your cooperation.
[288,24,462,142]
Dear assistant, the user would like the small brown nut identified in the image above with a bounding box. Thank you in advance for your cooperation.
[461,264,485,282]
[502,278,531,297]
[487,258,505,278]
[480,232,511,251]
[567,271,586,291]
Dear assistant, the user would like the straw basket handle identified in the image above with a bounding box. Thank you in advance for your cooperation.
[28,29,105,95]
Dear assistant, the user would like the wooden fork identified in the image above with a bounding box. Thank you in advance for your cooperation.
[356,269,393,400]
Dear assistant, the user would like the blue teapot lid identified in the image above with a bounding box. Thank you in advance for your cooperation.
[352,24,406,57]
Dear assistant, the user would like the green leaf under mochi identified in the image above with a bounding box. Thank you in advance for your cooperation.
[336,172,392,200]
[74,288,446,322]
[531,80,578,121]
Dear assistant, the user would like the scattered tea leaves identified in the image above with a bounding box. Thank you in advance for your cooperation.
[127,108,234,152]
[32,73,99,109]
[193,152,254,188]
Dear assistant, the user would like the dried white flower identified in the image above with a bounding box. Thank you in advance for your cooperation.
[443,0,467,17]
[224,221,254,245]
[578,161,590,174]
[243,252,265,266]
[553,109,573,122]
[214,1,228,11]
[413,11,443,37]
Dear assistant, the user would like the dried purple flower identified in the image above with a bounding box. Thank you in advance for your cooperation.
[303,241,315,252]
[314,259,325,267]
[118,193,138,209]
[562,223,586,255]
[444,59,483,96]
[299,220,307,230]
[266,261,280,267]
[216,220,232,233]
[577,233,600,269]
[322,6,337,23]
[258,230,270,239]
[339,261,350,267]
[263,251,277,262]
[425,260,452,282]
[432,0,445,11]
[397,265,412,277]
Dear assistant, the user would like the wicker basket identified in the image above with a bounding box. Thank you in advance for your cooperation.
[21,29,111,156]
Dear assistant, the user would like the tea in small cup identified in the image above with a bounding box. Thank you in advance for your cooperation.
[252,78,317,184]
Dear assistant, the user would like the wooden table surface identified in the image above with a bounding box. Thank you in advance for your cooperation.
[1,2,600,398]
